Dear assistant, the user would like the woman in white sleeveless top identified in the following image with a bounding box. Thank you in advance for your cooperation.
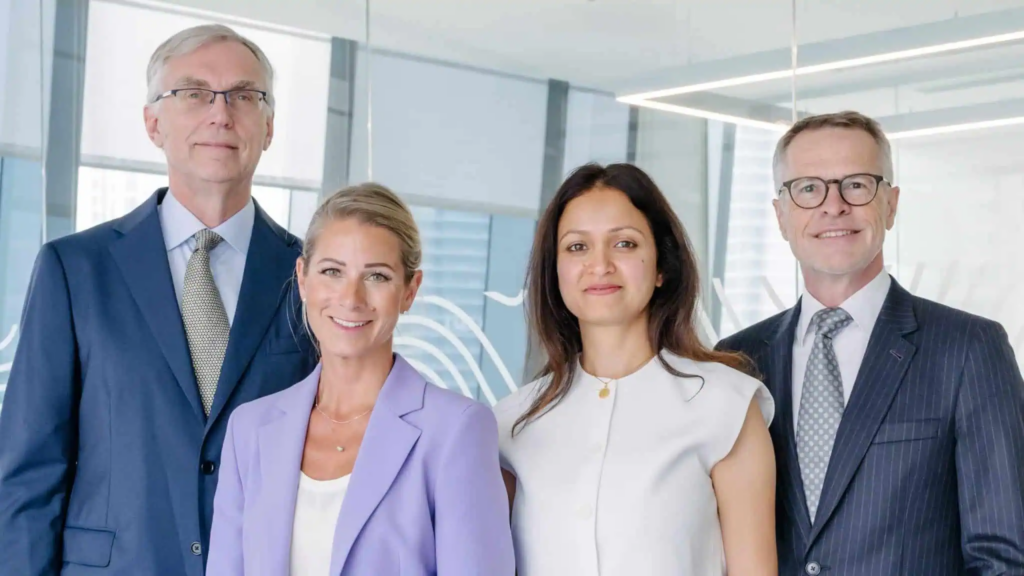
[495,163,778,575]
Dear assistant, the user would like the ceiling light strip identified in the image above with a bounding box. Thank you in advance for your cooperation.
[623,99,1024,140]
[620,29,1024,101]
[619,97,788,132]
[887,115,1024,139]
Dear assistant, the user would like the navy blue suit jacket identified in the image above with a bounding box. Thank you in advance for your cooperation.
[0,189,317,575]
[717,277,1024,575]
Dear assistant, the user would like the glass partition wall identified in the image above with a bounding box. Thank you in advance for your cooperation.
[3,0,1023,417]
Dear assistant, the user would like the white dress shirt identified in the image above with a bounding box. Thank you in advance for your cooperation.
[792,270,891,428]
[495,352,774,575]
[158,190,254,326]
[290,472,351,576]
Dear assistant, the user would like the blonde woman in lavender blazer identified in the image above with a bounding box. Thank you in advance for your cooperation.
[207,183,514,576]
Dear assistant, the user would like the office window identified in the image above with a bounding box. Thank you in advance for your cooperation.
[0,0,50,409]
[75,166,313,238]
[712,124,798,340]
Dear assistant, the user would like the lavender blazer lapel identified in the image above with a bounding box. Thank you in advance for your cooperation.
[329,356,424,575]
[256,365,321,576]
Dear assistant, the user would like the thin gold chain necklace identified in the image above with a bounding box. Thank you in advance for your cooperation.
[315,396,373,452]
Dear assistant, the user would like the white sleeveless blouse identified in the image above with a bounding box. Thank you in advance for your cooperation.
[495,352,774,576]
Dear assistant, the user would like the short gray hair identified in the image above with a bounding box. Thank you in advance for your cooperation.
[146,24,275,110]
[302,183,422,283]
[772,110,893,187]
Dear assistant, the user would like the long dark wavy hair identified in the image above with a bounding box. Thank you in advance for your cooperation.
[513,163,752,435]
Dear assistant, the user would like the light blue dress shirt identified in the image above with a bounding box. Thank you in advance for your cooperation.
[158,190,255,326]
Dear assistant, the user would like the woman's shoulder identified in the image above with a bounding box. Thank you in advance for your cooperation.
[659,352,774,426]
[492,376,549,434]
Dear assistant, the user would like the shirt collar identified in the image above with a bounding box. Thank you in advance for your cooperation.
[159,189,255,255]
[795,269,891,346]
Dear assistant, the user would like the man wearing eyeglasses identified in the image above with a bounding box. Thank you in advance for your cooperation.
[717,111,1024,575]
[0,25,315,575]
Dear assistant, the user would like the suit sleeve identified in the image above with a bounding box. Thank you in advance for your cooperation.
[434,403,516,576]
[0,244,79,576]
[207,411,246,576]
[955,320,1024,574]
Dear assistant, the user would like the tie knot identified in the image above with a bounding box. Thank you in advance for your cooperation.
[811,307,852,339]
[193,229,224,252]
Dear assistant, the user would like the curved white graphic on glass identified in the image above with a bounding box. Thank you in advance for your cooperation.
[398,314,498,405]
[0,323,17,374]
[420,295,518,394]
[936,261,959,304]
[759,275,787,313]
[483,289,524,307]
[908,262,925,294]
[394,336,471,398]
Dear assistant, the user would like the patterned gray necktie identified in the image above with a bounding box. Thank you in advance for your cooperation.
[797,306,853,522]
[181,229,230,416]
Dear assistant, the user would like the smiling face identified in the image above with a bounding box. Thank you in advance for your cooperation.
[144,40,274,191]
[774,127,900,283]
[556,186,662,330]
[297,218,422,361]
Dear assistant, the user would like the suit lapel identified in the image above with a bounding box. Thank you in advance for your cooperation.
[206,204,300,429]
[256,366,320,576]
[330,356,424,575]
[807,279,917,545]
[110,190,204,423]
[764,302,814,545]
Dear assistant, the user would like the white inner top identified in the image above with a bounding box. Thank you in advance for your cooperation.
[290,472,351,576]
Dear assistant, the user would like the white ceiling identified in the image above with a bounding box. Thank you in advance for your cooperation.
[158,0,1024,92]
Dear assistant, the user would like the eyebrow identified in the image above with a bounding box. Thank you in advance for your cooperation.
[316,258,396,271]
[173,76,263,91]
[559,225,646,243]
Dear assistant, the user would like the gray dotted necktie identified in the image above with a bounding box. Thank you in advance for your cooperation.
[181,229,230,416]
[797,307,853,522]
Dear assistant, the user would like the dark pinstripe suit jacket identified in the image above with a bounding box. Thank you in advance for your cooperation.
[717,277,1024,575]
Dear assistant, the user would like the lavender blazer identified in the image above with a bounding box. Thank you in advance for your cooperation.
[206,354,515,575]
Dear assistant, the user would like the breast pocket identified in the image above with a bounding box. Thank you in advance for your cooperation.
[871,419,942,445]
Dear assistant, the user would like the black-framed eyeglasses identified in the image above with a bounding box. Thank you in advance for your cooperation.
[778,173,889,209]
[152,88,268,112]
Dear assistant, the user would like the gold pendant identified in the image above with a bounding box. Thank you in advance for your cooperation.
[599,387,610,399]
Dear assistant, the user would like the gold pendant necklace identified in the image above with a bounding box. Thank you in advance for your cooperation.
[315,395,373,453]
[595,376,614,399]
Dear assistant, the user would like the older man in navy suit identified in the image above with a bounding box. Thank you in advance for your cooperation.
[0,25,316,575]
[717,111,1024,575]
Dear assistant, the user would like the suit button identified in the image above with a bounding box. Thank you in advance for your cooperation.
[200,461,216,475]
[805,561,821,575]
[191,542,202,556]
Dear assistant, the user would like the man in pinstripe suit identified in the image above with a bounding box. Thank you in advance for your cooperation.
[717,111,1024,575]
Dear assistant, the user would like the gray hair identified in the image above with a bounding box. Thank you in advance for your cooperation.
[146,24,275,110]
[302,183,422,283]
[772,110,894,188]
